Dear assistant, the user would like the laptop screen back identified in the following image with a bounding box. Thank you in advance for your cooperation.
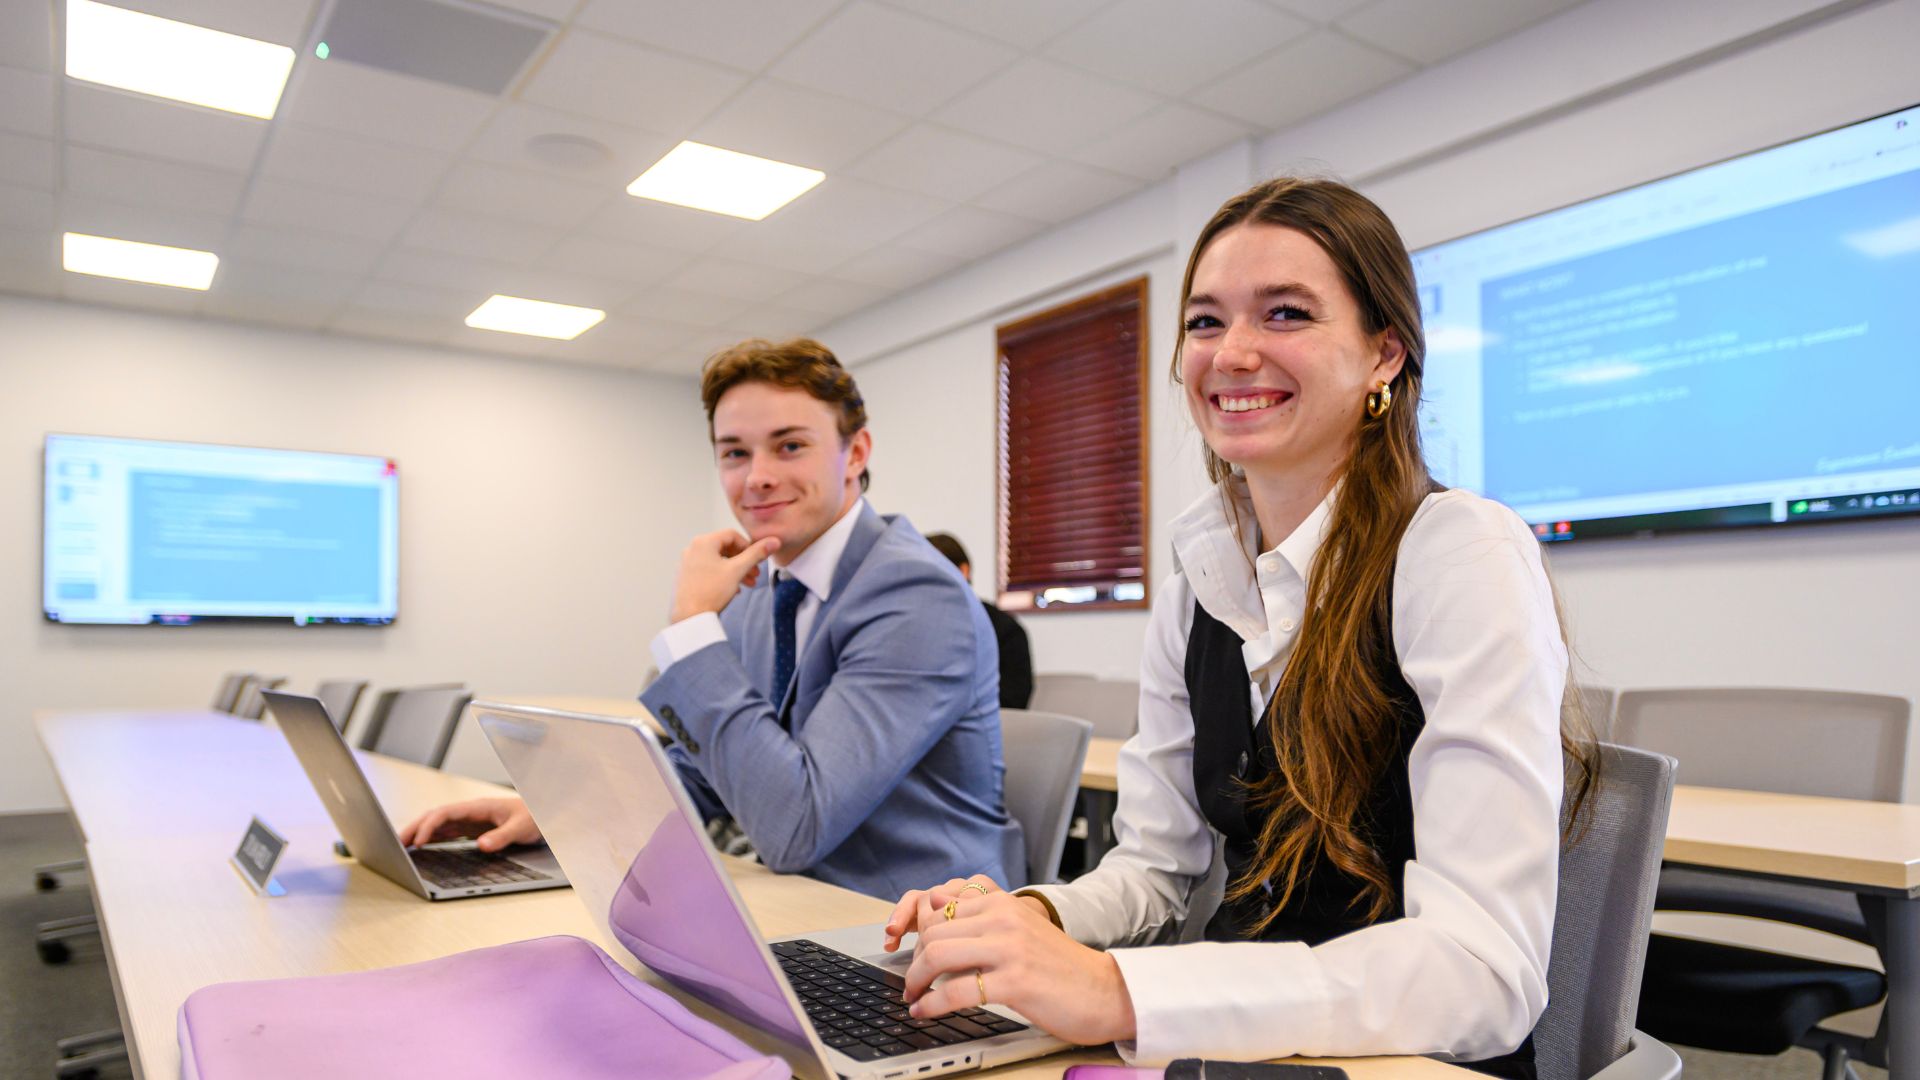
[474,703,813,1051]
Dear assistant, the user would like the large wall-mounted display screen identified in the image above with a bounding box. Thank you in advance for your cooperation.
[1413,102,1920,540]
[43,434,399,625]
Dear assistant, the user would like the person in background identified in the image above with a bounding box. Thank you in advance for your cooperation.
[404,339,1023,899]
[924,532,1033,711]
[879,178,1599,1077]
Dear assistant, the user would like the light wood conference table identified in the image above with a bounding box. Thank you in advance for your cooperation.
[1083,735,1920,1078]
[35,709,1467,1080]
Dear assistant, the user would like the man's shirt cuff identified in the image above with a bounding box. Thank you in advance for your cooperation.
[649,611,727,674]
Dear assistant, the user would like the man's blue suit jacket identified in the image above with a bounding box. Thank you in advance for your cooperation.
[641,504,1024,900]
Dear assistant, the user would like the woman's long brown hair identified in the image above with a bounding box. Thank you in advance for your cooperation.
[1172,178,1600,931]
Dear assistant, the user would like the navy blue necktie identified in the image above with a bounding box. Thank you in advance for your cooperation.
[770,573,809,716]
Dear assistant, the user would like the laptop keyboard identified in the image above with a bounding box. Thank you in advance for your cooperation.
[771,940,1028,1063]
[409,847,551,889]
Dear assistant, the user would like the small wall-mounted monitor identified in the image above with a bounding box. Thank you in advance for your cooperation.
[1413,101,1920,541]
[43,434,399,625]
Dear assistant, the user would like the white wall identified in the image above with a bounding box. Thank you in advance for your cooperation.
[828,0,1920,791]
[1,294,710,811]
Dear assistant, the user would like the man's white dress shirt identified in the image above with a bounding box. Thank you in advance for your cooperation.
[1028,478,1568,1066]
[650,498,867,674]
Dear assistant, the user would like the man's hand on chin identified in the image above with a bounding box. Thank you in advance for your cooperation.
[669,530,782,624]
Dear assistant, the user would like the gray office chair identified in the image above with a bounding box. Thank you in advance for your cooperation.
[358,684,472,768]
[1616,687,1912,1077]
[998,708,1093,887]
[231,674,287,721]
[1537,742,1682,1080]
[1031,674,1138,740]
[314,678,368,733]
[210,671,254,714]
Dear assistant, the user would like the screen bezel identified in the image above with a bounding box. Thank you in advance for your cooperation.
[1409,99,1920,543]
[41,431,401,626]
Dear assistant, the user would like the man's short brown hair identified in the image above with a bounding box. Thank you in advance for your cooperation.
[700,337,870,490]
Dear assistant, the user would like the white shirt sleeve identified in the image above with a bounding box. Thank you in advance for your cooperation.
[648,611,727,675]
[1042,493,1569,1066]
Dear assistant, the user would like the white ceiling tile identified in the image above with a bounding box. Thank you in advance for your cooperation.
[845,124,1042,202]
[64,84,268,172]
[772,275,889,318]
[64,145,249,218]
[745,177,948,251]
[374,246,637,310]
[242,178,418,242]
[667,256,810,300]
[277,56,496,153]
[0,1,53,71]
[400,207,560,263]
[620,286,754,328]
[575,0,844,72]
[346,277,480,318]
[0,131,53,189]
[109,0,315,46]
[201,259,359,329]
[707,225,865,276]
[0,181,54,228]
[893,204,1043,262]
[260,124,452,202]
[224,223,388,275]
[444,323,579,360]
[934,57,1160,152]
[770,2,1018,117]
[0,226,62,298]
[60,193,231,250]
[878,0,1109,49]
[972,160,1145,224]
[691,79,910,173]
[539,234,692,287]
[1189,30,1412,130]
[61,272,205,314]
[1054,0,1309,97]
[559,317,703,368]
[723,303,825,342]
[1337,0,1584,65]
[1258,0,1372,22]
[1068,102,1252,180]
[327,305,455,346]
[521,30,749,132]
[466,103,675,188]
[828,244,962,289]
[0,66,54,138]
[434,161,608,230]
[580,195,747,254]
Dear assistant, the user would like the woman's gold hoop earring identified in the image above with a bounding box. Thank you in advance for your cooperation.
[1365,381,1393,419]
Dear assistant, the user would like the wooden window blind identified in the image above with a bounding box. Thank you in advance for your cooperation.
[996,277,1149,613]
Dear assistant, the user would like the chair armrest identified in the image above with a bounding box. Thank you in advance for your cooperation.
[1589,1030,1683,1080]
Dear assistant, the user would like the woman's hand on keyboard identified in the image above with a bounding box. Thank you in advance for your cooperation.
[398,796,541,852]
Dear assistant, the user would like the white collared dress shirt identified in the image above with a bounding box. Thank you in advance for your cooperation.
[1027,479,1568,1066]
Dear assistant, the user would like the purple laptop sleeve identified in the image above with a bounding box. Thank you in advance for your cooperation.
[177,935,791,1080]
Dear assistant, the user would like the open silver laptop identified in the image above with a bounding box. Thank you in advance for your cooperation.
[262,690,567,900]
[472,699,1070,1080]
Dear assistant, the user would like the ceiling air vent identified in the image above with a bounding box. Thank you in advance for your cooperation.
[313,0,554,97]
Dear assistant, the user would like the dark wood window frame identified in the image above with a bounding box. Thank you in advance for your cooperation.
[995,277,1150,614]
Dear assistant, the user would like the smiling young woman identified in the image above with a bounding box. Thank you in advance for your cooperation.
[882,177,1599,1078]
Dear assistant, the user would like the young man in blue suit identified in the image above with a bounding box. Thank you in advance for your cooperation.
[403,339,1022,899]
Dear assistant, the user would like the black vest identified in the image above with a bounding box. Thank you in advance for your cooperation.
[1185,597,1537,1080]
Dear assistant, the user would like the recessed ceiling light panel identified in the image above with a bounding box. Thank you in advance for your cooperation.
[465,295,606,340]
[626,141,825,221]
[62,232,219,290]
[65,0,295,120]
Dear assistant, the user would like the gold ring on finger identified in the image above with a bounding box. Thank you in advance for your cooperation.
[975,970,988,1007]
[943,899,958,922]
[960,882,990,897]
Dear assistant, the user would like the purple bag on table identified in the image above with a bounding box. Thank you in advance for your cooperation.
[177,934,790,1080]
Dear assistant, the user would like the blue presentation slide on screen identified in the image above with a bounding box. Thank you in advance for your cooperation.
[44,436,399,624]
[1414,103,1920,530]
